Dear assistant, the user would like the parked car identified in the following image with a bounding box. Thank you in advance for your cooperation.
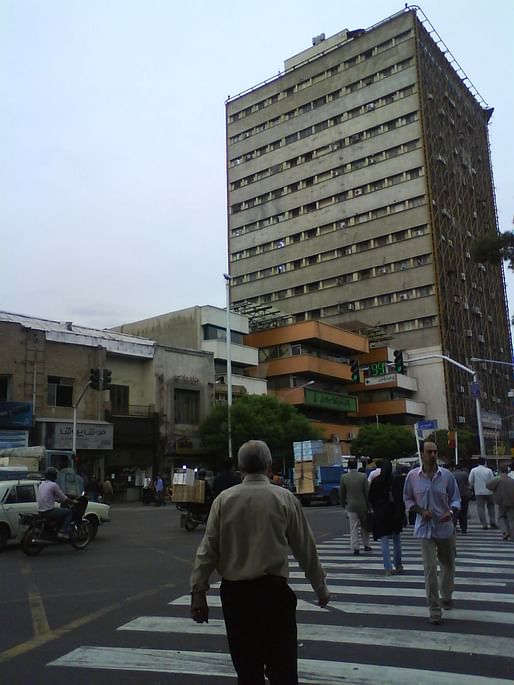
[0,479,110,550]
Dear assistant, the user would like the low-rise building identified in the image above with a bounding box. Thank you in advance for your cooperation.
[115,305,268,399]
[0,311,215,498]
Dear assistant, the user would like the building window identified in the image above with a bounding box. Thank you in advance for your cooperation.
[174,389,200,425]
[110,385,129,414]
[203,324,243,344]
[47,376,73,407]
[0,375,10,401]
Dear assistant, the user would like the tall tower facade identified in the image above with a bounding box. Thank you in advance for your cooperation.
[226,8,511,441]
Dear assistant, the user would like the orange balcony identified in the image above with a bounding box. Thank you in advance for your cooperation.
[244,320,369,354]
[246,355,353,382]
[354,398,425,418]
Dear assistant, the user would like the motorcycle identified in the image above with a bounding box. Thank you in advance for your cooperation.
[176,501,211,531]
[142,486,165,506]
[19,496,92,555]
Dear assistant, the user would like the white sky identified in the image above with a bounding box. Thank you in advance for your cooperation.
[1,0,513,330]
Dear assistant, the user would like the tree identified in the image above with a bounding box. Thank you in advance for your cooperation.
[350,424,416,461]
[426,429,476,462]
[199,394,323,470]
[471,230,514,270]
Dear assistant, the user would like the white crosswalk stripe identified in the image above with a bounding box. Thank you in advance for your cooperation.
[47,522,514,683]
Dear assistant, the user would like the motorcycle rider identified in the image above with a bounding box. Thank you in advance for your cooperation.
[37,467,75,539]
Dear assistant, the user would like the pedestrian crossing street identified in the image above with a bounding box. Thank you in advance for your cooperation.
[48,525,514,683]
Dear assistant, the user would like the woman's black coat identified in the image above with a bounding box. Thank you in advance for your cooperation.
[368,467,406,540]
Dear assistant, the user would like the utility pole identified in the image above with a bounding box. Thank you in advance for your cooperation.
[406,354,486,457]
[223,273,233,462]
[72,381,92,456]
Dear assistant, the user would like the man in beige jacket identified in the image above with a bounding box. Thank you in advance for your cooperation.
[339,458,372,555]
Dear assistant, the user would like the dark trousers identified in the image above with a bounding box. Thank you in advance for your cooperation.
[220,576,298,685]
[41,507,73,533]
[453,497,469,533]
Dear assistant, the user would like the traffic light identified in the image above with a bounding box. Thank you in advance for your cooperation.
[90,367,101,390]
[102,368,112,390]
[350,359,360,383]
[393,350,405,374]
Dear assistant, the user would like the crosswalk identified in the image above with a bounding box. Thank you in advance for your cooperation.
[47,524,514,683]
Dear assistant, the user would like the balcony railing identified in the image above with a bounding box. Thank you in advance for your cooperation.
[108,404,156,418]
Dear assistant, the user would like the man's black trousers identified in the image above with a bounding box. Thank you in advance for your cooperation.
[220,575,298,685]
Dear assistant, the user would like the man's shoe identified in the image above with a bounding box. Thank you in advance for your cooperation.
[364,546,372,551]
[482,525,489,530]
[429,615,441,625]
[384,570,393,576]
[441,599,453,610]
[395,565,405,574]
[490,523,498,529]
[57,532,69,540]
[353,549,360,556]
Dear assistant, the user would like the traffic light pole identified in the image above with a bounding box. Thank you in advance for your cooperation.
[406,354,486,457]
[72,381,92,456]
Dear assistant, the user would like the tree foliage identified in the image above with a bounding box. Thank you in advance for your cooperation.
[199,394,323,469]
[350,424,416,461]
[471,231,514,269]
[426,429,476,462]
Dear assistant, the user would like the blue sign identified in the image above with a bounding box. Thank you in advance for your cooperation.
[470,382,481,399]
[0,402,33,429]
[416,419,438,432]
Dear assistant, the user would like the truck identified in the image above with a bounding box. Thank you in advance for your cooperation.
[291,441,350,506]
[0,446,83,496]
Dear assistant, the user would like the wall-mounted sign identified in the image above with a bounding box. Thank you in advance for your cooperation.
[45,422,114,450]
[481,411,502,430]
[304,388,357,412]
[365,373,396,386]
[174,376,200,384]
[0,402,33,429]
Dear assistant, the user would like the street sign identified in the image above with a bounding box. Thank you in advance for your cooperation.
[471,382,480,399]
[416,419,438,432]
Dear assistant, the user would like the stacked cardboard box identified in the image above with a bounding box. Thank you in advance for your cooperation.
[294,462,315,494]
[172,479,205,503]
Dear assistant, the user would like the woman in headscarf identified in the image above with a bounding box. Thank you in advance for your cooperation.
[368,459,405,576]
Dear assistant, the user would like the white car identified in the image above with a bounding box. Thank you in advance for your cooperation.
[0,479,111,550]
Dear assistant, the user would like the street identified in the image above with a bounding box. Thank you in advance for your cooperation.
[1,502,513,684]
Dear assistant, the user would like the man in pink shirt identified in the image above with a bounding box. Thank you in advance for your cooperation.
[37,467,74,538]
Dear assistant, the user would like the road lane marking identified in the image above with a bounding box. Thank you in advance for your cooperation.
[288,583,514,603]
[328,601,514,625]
[19,559,50,638]
[117,615,514,657]
[0,583,175,664]
[47,646,513,684]
[169,595,326,612]
[287,571,507,586]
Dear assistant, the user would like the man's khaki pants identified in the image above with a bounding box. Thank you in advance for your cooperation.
[348,511,369,551]
[420,535,456,617]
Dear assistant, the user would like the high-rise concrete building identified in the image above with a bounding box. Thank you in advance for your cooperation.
[226,7,511,443]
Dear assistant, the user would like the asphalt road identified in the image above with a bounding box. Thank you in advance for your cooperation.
[1,501,513,684]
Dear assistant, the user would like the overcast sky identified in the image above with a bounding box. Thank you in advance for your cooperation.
[1,0,513,330]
